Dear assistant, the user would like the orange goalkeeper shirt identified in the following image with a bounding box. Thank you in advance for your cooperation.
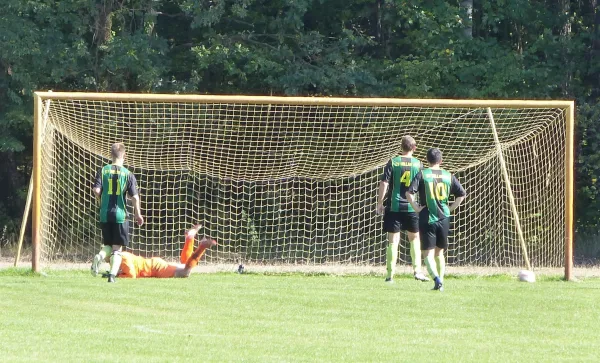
[118,252,177,278]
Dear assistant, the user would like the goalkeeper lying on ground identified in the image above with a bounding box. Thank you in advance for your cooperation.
[93,224,217,279]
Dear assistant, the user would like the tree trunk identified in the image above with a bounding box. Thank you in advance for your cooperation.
[94,0,116,46]
[376,0,382,43]
[460,0,473,38]
[590,0,600,98]
[594,0,600,49]
[559,0,572,96]
[560,0,571,36]
[472,0,483,37]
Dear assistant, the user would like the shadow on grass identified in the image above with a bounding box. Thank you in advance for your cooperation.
[0,267,94,277]
[0,267,44,277]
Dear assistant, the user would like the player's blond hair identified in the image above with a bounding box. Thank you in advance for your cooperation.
[400,135,417,152]
[110,143,126,161]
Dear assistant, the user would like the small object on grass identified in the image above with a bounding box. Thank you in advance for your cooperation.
[518,270,536,283]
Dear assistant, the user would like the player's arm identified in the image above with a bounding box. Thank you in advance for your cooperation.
[448,175,467,213]
[405,171,423,213]
[127,174,144,226]
[377,181,389,214]
[92,169,102,202]
[131,195,143,226]
[377,161,392,215]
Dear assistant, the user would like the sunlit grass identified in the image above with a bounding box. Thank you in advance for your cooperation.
[1,271,598,362]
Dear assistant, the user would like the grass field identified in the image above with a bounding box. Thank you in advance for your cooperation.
[1,269,599,362]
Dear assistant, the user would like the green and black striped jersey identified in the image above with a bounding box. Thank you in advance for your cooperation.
[380,156,422,212]
[93,165,138,223]
[407,168,466,224]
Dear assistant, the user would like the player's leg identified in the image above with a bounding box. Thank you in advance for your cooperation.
[180,224,202,264]
[91,245,111,277]
[383,212,401,282]
[403,212,428,281]
[434,248,445,282]
[108,247,122,283]
[174,264,189,278]
[409,231,429,281]
[91,223,113,276]
[420,222,441,290]
[424,248,441,291]
[385,232,400,282]
[107,221,129,283]
[434,218,450,285]
[178,237,218,277]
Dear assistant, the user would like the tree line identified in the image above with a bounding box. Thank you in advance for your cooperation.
[1,0,599,259]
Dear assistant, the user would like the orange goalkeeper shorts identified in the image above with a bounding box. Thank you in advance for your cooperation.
[150,257,178,278]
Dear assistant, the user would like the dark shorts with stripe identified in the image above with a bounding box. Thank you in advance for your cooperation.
[100,221,129,247]
[383,211,419,233]
[419,217,450,250]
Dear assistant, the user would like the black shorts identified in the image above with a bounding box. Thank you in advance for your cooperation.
[383,211,419,233]
[419,218,450,250]
[100,221,129,247]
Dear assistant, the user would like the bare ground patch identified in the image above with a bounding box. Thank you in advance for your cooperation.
[2,256,599,278]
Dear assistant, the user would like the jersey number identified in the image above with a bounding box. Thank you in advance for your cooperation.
[400,171,411,187]
[107,178,121,195]
[427,182,447,201]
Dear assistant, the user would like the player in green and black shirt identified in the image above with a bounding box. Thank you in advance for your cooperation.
[377,136,429,283]
[406,148,466,292]
[91,143,144,283]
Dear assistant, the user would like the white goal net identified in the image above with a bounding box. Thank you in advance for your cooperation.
[34,94,572,271]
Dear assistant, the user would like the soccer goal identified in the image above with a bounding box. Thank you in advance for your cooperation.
[31,92,575,279]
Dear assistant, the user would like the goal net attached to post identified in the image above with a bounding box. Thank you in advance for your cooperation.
[31,93,575,279]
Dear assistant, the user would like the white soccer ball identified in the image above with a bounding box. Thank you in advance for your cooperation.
[518,270,536,283]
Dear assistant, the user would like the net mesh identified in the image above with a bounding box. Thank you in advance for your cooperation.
[38,98,567,269]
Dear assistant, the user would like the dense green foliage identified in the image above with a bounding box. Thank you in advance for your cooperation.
[1,271,600,361]
[1,1,599,253]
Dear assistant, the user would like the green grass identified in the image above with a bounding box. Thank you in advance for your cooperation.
[1,270,599,362]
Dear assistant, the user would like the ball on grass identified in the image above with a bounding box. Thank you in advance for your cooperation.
[518,269,536,283]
